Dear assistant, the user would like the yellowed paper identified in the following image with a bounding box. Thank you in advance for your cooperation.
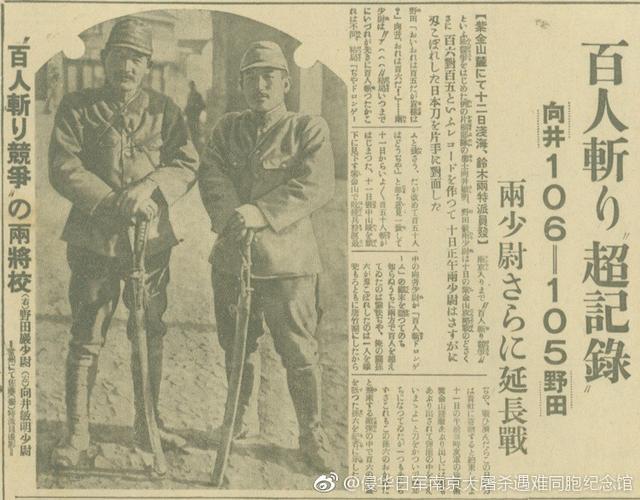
[2,1,639,498]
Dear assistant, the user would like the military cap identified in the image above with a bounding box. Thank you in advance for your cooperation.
[106,17,153,56]
[240,41,289,73]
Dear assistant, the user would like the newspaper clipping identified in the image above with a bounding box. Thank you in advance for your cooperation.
[1,1,639,498]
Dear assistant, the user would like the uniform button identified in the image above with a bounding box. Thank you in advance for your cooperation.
[280,162,287,168]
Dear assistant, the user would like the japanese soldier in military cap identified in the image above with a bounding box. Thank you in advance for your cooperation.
[49,17,198,466]
[199,41,334,470]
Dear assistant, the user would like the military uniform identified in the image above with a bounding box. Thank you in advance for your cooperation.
[49,18,198,464]
[198,42,335,466]
[51,86,197,258]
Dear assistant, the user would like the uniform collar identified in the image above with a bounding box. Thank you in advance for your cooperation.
[100,86,149,133]
[250,103,287,133]
[102,85,149,116]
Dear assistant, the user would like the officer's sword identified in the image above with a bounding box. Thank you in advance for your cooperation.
[211,229,255,487]
[128,215,167,477]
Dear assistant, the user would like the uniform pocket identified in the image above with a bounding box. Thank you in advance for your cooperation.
[261,154,294,171]
[132,133,163,169]
[138,132,163,151]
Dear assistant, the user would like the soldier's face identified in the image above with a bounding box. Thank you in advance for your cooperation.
[241,68,289,113]
[103,47,150,94]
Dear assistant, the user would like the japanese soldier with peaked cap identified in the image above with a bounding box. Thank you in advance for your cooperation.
[49,17,198,466]
[199,41,335,470]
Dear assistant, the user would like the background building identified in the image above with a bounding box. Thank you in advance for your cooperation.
[35,11,212,111]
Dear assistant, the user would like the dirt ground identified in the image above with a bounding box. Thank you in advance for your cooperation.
[35,101,348,490]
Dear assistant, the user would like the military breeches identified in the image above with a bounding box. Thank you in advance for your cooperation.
[66,244,171,358]
[212,271,321,370]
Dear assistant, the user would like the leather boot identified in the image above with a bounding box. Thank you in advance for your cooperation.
[132,337,186,451]
[287,365,333,471]
[51,348,97,467]
[225,349,260,439]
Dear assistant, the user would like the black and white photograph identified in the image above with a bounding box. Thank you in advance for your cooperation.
[34,9,348,489]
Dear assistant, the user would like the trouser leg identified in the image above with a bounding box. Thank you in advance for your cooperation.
[53,246,120,466]
[261,275,332,470]
[286,365,322,434]
[213,271,263,437]
[260,275,321,435]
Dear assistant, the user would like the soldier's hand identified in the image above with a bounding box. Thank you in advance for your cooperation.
[235,204,268,229]
[117,178,158,219]
[225,211,248,243]
[133,198,159,222]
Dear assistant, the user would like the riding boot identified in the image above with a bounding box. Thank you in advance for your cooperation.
[51,348,97,467]
[225,349,260,439]
[286,365,332,471]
